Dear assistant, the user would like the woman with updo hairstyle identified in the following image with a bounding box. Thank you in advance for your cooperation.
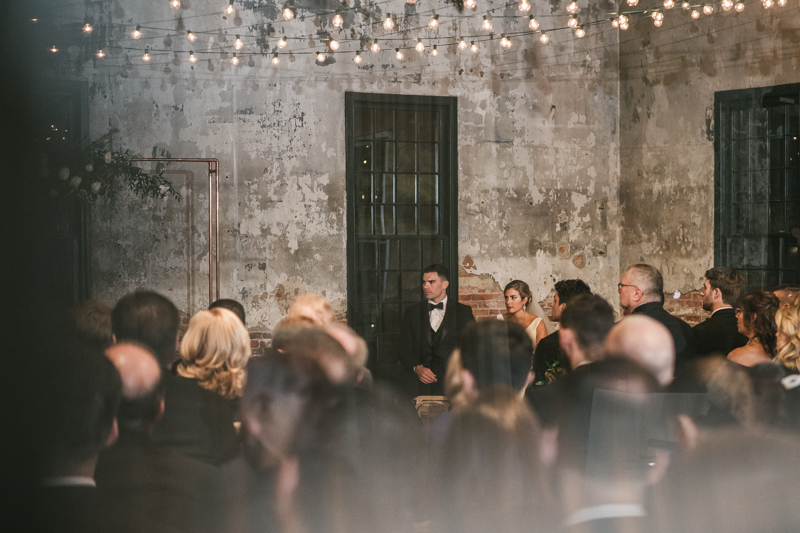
[497,280,547,349]
[728,291,779,368]
[178,307,252,399]
[775,303,800,373]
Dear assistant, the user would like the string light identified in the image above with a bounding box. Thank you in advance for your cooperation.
[481,16,492,31]
[231,53,239,65]
[97,49,105,58]
[132,25,141,39]
[278,36,287,49]
[317,51,326,62]
[654,18,663,26]
[721,0,734,9]
[429,14,439,29]
[568,15,579,28]
[539,32,549,43]
[691,9,700,18]
[500,34,512,48]
[735,1,745,10]
[383,14,394,30]
[458,39,468,50]
[682,1,691,8]
[142,49,151,61]
[415,39,425,53]
[762,0,774,8]
[333,11,343,28]
[83,23,92,33]
[778,0,787,6]
[431,45,438,57]
[703,4,714,14]
[519,0,531,12]
[226,1,234,15]
[371,39,380,53]
[566,1,580,14]
[187,31,197,42]
[652,11,665,22]
[395,48,404,60]
[353,51,362,64]
[272,53,280,64]
[283,6,295,20]
[664,0,675,8]
[329,38,340,51]
[575,26,586,37]
[618,14,629,29]
[528,16,540,30]
[50,45,58,52]
[234,35,243,50]
[189,51,197,63]
[627,0,639,6]
[170,0,181,8]
[465,0,477,8]
[470,41,478,53]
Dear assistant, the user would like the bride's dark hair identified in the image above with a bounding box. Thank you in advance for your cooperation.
[504,280,533,310]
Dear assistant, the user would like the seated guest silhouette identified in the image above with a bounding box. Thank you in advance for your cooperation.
[692,267,747,357]
[728,291,779,367]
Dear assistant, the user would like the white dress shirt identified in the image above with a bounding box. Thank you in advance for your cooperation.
[428,296,448,332]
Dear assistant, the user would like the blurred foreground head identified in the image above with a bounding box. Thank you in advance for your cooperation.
[274,325,355,384]
[605,314,675,386]
[72,299,114,351]
[287,293,336,327]
[105,342,164,434]
[111,290,179,367]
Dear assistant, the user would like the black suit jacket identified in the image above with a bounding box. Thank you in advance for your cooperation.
[399,299,475,395]
[632,302,696,371]
[533,330,565,383]
[692,308,748,357]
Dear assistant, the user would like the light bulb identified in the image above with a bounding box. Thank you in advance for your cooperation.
[721,0,733,9]
[333,12,343,28]
[612,18,619,28]
[429,15,439,29]
[395,48,404,60]
[652,11,664,20]
[566,0,580,14]
[618,14,629,25]
[142,49,151,61]
[272,53,280,65]
[278,36,287,49]
[226,1,234,15]
[50,45,58,52]
[187,31,197,42]
[654,18,664,26]
[431,45,438,57]
[691,9,700,18]
[83,23,93,33]
[539,32,549,43]
[465,0,476,8]
[664,0,675,8]
[575,26,586,37]
[519,0,532,12]
[317,51,326,62]
[353,51,362,64]
[329,39,339,51]
[500,34,511,48]
[528,16,539,30]
[132,25,141,39]
[371,40,380,53]
[283,7,294,20]
[568,15,578,28]
[620,20,629,29]
[627,0,639,5]
[406,0,416,3]
[470,41,478,53]
[703,4,714,14]
[383,14,394,30]
[735,1,745,10]
[416,39,425,52]
[682,1,691,8]
[96,49,105,58]
[231,53,239,65]
[189,51,197,63]
[762,0,774,7]
[170,0,181,9]
[778,0,787,6]
[458,39,468,50]
[481,16,492,31]
[234,35,243,50]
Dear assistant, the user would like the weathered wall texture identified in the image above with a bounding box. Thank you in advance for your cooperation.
[619,7,800,293]
[62,0,621,328]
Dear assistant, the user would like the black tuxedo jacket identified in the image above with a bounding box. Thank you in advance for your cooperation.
[399,299,475,392]
[692,308,748,357]
[632,302,696,371]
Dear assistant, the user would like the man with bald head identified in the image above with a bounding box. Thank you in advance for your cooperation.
[618,264,695,371]
[96,343,216,533]
[605,315,675,386]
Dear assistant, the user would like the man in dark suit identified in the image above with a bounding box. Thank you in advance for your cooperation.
[693,267,747,357]
[400,264,475,396]
[618,264,696,372]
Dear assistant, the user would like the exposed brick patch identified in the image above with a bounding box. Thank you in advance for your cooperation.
[663,290,710,327]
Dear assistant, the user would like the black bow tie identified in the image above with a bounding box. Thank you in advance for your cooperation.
[428,302,444,311]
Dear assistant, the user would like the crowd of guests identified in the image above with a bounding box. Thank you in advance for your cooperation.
[15,263,800,533]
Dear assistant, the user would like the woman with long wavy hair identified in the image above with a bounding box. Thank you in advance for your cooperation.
[728,291,779,367]
[775,302,800,373]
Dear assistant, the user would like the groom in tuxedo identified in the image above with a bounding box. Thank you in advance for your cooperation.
[400,264,475,396]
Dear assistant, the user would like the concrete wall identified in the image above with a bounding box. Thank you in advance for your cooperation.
[619,5,800,294]
[64,0,621,329]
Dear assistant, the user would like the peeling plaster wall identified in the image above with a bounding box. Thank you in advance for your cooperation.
[57,0,620,328]
[619,8,800,293]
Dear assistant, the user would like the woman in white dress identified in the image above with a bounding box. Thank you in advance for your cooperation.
[497,280,548,350]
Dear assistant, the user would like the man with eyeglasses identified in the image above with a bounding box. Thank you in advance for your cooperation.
[617,264,696,372]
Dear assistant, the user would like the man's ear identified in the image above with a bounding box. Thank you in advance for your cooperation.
[713,287,723,303]
[540,427,559,466]
[111,334,117,344]
[105,418,119,448]
[155,398,165,424]
[460,368,476,396]
[442,279,450,291]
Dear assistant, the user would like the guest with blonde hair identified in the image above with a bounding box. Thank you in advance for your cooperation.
[178,307,252,399]
[288,293,336,326]
[775,303,800,373]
